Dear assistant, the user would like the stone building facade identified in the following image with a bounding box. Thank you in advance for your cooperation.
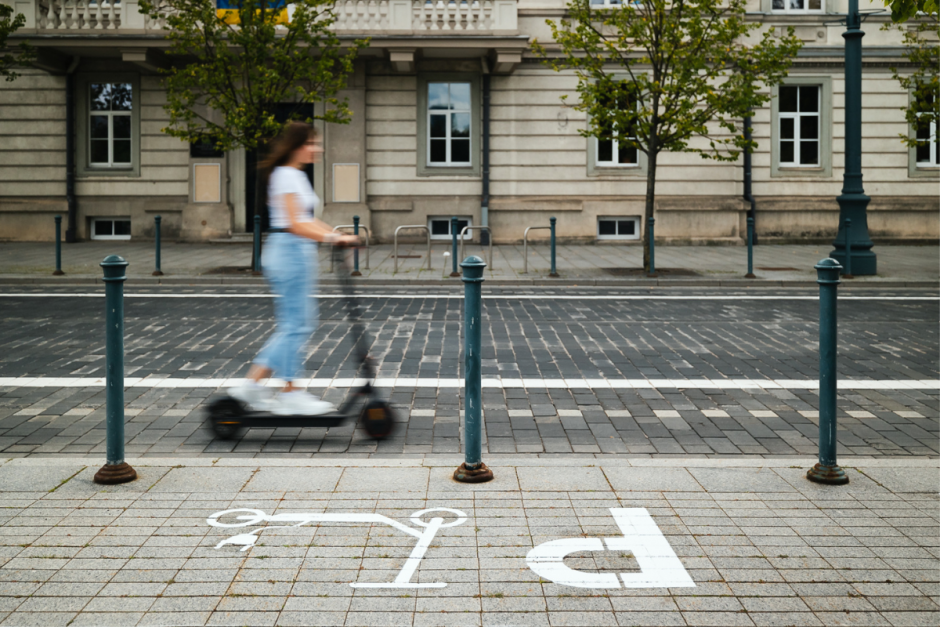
[0,0,936,244]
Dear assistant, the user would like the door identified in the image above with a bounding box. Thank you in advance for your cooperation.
[244,103,315,232]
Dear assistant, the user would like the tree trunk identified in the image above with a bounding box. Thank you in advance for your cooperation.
[643,144,659,274]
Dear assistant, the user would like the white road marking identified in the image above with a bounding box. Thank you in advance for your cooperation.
[0,377,936,390]
[207,507,467,588]
[526,508,695,589]
[0,293,935,301]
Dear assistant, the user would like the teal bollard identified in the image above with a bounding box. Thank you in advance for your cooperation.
[745,216,756,279]
[93,255,137,485]
[253,215,262,275]
[648,217,656,276]
[53,215,64,276]
[352,215,361,276]
[807,258,849,485]
[450,216,460,277]
[454,255,493,483]
[153,215,164,277]
[549,217,559,278]
[842,218,854,279]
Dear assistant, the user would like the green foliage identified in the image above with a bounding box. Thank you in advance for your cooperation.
[884,0,938,23]
[138,0,368,151]
[0,4,34,82]
[532,0,803,162]
[884,13,938,147]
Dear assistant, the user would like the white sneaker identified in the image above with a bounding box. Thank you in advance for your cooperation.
[273,391,336,416]
[228,381,275,412]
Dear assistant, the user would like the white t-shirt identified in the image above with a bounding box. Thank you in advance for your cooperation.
[268,166,319,229]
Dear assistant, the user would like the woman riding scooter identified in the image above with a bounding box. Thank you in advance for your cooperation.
[228,121,358,416]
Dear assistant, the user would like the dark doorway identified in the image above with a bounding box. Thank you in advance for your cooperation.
[244,103,315,232]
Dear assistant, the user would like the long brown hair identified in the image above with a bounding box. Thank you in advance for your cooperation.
[261,121,316,177]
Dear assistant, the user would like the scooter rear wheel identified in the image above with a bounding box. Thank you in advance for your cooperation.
[361,400,396,439]
[208,397,245,440]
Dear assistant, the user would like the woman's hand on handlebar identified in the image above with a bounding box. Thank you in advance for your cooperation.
[332,234,360,248]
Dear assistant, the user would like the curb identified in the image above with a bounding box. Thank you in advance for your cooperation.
[0,277,937,288]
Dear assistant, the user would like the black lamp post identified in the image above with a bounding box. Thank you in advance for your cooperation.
[830,0,876,275]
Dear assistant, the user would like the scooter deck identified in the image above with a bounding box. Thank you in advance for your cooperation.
[213,411,348,429]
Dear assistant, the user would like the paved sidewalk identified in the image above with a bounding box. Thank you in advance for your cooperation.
[0,456,935,627]
[1,241,937,285]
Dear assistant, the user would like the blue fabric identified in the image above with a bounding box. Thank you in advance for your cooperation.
[254,232,318,382]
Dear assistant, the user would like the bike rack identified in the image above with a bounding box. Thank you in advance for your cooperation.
[522,225,551,274]
[458,226,493,268]
[393,225,432,273]
[329,224,371,272]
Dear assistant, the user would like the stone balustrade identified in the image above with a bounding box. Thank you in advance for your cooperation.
[12,0,517,33]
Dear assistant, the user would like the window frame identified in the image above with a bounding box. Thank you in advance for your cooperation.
[597,216,641,241]
[909,92,939,176]
[416,73,481,178]
[76,73,141,178]
[587,76,648,177]
[770,76,832,179]
[428,216,473,241]
[777,84,821,168]
[762,0,825,13]
[90,217,132,241]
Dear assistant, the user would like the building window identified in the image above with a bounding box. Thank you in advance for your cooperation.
[597,217,640,240]
[771,0,823,11]
[595,91,639,168]
[89,83,133,168]
[590,0,624,5]
[915,95,938,167]
[778,85,820,167]
[428,82,471,167]
[91,218,131,240]
[429,216,472,240]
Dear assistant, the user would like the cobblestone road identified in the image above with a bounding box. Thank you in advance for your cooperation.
[0,287,936,457]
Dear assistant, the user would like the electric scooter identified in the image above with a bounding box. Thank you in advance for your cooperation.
[205,244,396,440]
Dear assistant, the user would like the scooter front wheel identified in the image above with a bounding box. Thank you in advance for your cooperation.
[361,400,396,439]
[207,397,245,440]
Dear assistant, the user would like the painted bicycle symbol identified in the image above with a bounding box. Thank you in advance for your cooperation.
[207,507,467,588]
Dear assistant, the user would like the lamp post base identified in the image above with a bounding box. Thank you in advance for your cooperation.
[93,462,138,485]
[806,463,849,485]
[453,462,494,483]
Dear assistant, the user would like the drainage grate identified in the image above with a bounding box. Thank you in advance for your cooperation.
[602,267,699,277]
[203,266,255,275]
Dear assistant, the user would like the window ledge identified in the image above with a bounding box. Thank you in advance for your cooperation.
[79,170,138,179]
[417,168,480,178]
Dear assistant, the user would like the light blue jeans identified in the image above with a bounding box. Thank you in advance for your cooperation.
[255,232,318,382]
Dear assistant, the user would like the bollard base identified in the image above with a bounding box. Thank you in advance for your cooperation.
[806,463,849,485]
[549,273,559,278]
[745,273,756,279]
[152,270,164,277]
[453,462,494,483]
[351,271,362,277]
[52,270,65,276]
[450,271,461,277]
[93,462,138,485]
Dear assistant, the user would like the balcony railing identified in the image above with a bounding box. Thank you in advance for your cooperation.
[18,0,517,33]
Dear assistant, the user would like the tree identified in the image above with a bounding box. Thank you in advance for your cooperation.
[883,0,938,23]
[0,3,34,81]
[884,13,938,155]
[533,0,802,273]
[139,0,366,151]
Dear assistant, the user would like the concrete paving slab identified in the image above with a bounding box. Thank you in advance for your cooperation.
[0,461,86,492]
[243,468,343,492]
[603,467,704,492]
[151,467,255,492]
[688,467,798,493]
